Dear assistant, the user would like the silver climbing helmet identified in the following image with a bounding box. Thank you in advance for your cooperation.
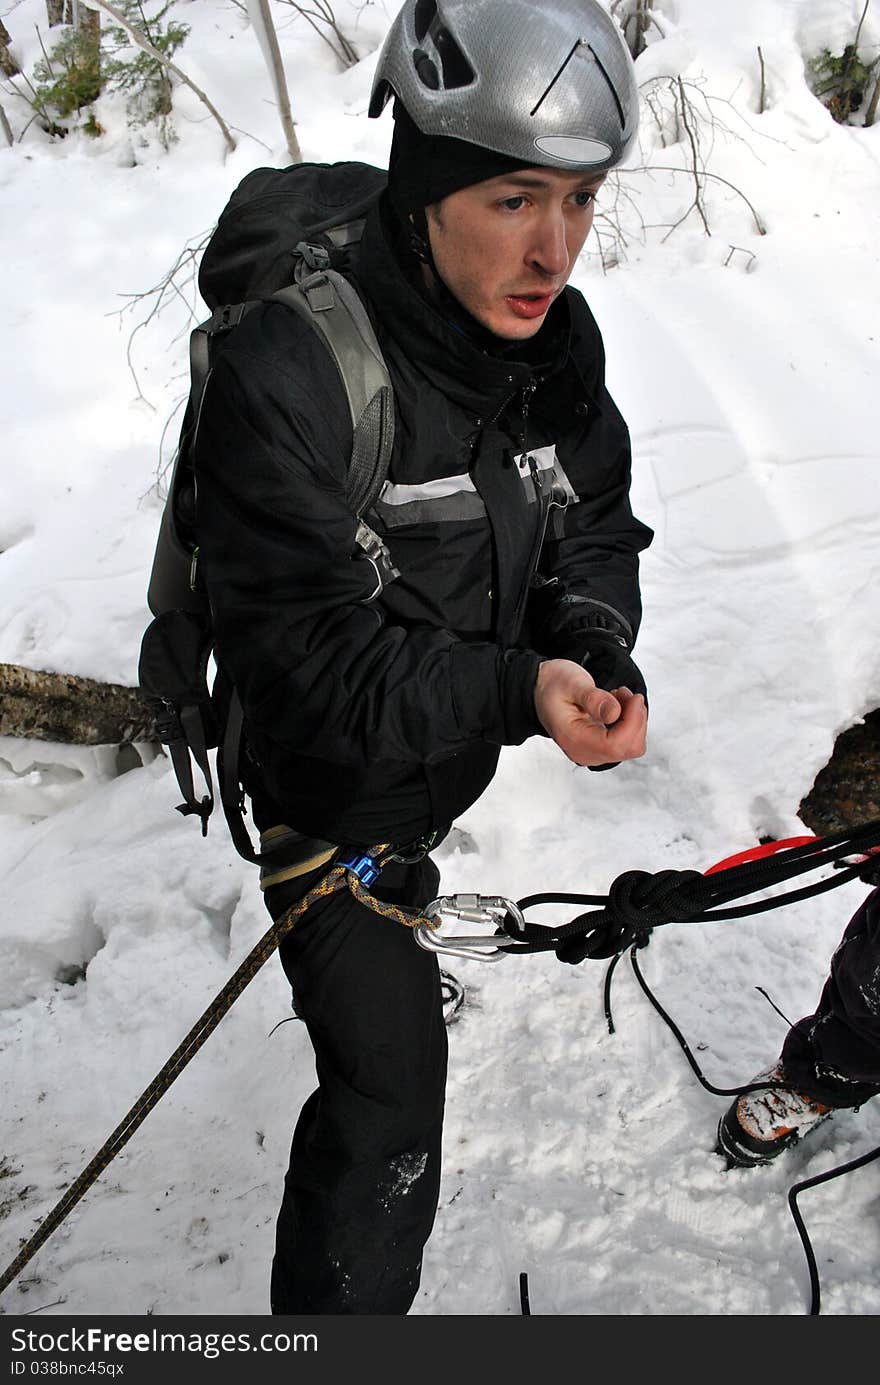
[369,0,639,175]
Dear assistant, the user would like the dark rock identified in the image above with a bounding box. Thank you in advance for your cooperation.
[799,707,880,834]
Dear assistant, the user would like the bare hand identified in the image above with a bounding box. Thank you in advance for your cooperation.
[533,658,647,768]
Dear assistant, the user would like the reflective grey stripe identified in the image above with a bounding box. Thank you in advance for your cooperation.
[380,475,478,504]
[375,493,487,528]
[375,474,486,529]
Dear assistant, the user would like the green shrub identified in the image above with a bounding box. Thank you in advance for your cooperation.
[31,1,189,146]
[105,0,190,146]
[808,44,877,123]
[33,24,101,118]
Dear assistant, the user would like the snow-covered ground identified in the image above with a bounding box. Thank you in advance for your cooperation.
[1,0,879,1318]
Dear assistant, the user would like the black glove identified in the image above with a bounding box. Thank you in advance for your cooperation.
[580,634,647,703]
[543,594,647,772]
[543,593,646,693]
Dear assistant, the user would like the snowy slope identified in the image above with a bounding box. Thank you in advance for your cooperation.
[1,0,879,1317]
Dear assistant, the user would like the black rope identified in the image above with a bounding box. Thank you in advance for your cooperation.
[755,986,793,1027]
[602,951,624,1033]
[788,1143,880,1315]
[505,821,880,963]
[614,945,880,1316]
[519,1270,531,1315]
[628,949,792,1098]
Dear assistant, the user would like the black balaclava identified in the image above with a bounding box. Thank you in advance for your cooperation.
[387,99,534,264]
[386,100,540,345]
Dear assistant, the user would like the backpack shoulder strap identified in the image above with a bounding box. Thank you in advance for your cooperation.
[219,271,398,865]
[270,269,395,516]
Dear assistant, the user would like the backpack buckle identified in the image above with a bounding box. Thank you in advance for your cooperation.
[295,238,332,272]
[209,303,247,334]
[355,519,399,601]
[300,272,336,313]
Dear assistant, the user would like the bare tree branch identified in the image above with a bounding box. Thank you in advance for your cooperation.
[1,65,67,136]
[34,22,57,76]
[111,227,212,403]
[835,0,872,103]
[637,162,767,235]
[853,0,871,54]
[724,244,756,271]
[246,0,302,162]
[0,101,12,144]
[670,75,711,236]
[276,0,358,68]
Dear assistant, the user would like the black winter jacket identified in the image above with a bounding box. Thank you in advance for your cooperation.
[194,193,653,846]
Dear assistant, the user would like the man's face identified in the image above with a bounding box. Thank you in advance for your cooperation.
[425,166,606,341]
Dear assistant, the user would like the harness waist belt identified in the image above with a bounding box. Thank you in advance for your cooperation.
[259,825,338,891]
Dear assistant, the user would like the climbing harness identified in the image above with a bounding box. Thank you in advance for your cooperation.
[1,820,879,1310]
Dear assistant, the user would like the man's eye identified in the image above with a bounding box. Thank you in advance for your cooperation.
[574,190,596,208]
[500,195,527,211]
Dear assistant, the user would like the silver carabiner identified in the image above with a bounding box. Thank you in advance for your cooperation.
[413,894,525,963]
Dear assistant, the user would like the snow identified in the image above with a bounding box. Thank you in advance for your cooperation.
[1,0,879,1320]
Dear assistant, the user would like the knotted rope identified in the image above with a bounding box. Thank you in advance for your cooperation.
[502,819,880,963]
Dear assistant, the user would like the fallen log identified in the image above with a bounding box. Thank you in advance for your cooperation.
[0,662,157,746]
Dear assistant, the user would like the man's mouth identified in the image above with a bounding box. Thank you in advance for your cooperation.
[505,291,555,320]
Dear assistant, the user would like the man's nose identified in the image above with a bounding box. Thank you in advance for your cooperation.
[528,213,570,277]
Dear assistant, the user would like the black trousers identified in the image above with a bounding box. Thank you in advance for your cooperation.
[781,886,880,1107]
[264,854,447,1314]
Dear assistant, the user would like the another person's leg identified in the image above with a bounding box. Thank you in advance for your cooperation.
[718,887,880,1167]
[780,886,880,1100]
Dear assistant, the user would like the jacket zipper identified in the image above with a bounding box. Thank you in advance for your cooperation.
[510,377,550,635]
[473,373,548,638]
[512,468,552,637]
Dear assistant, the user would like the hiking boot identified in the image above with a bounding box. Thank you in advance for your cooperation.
[716,1064,833,1168]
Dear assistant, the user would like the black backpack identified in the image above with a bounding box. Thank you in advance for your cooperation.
[138,161,398,862]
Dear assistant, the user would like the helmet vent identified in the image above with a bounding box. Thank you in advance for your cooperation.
[433,25,475,89]
[414,0,436,43]
[412,5,475,93]
[413,48,441,90]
